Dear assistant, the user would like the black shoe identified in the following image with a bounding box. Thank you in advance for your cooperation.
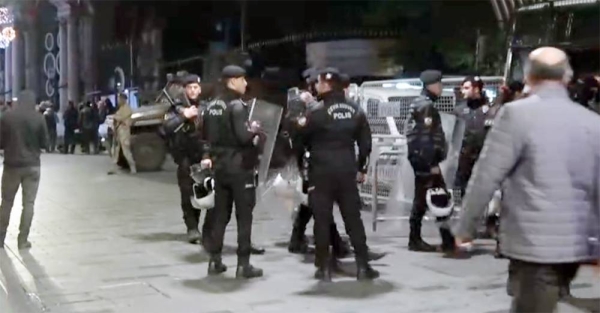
[367,250,387,261]
[357,264,380,281]
[314,267,332,282]
[408,238,437,252]
[208,258,227,276]
[235,264,263,279]
[250,244,265,255]
[333,241,352,259]
[187,229,201,244]
[288,240,309,254]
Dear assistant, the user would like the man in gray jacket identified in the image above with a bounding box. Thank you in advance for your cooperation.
[453,47,600,313]
[0,90,48,249]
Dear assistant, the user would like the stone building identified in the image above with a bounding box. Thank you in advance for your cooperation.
[0,0,163,112]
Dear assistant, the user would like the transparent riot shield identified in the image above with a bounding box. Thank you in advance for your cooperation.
[286,87,305,121]
[437,112,465,192]
[347,83,359,103]
[248,99,284,190]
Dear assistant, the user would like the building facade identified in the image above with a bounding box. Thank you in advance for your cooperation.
[0,0,164,112]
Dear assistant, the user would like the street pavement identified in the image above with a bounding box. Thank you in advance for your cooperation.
[0,154,598,313]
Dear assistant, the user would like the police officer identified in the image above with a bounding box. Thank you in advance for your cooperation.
[205,65,263,279]
[300,67,378,281]
[454,76,493,198]
[162,74,210,244]
[455,77,505,256]
[288,68,351,260]
[406,70,459,256]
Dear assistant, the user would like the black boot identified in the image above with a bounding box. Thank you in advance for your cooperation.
[332,239,352,259]
[314,265,333,282]
[408,220,436,252]
[208,256,227,276]
[187,229,201,244]
[235,258,263,279]
[357,262,380,281]
[440,228,469,259]
[250,244,266,255]
[289,205,310,254]
[288,235,309,254]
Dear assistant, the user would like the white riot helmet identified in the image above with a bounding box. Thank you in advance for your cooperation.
[190,166,215,210]
[426,187,454,218]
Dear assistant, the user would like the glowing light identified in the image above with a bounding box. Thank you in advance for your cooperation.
[0,26,15,49]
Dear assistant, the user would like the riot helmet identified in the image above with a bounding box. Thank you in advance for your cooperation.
[426,187,454,218]
[189,165,215,210]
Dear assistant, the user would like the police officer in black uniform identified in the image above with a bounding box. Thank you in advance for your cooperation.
[454,76,493,198]
[288,68,351,259]
[204,65,263,279]
[406,70,459,256]
[162,74,211,244]
[300,67,378,281]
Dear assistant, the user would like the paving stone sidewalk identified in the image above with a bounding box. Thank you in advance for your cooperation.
[0,154,598,313]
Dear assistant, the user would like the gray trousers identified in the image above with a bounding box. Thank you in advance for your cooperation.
[0,166,41,243]
[508,259,580,313]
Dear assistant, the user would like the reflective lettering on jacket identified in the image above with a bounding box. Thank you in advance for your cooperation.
[327,103,356,120]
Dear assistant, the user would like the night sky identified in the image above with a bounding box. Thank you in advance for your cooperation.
[112,0,498,77]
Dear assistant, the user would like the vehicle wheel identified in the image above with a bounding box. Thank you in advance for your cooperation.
[130,132,166,172]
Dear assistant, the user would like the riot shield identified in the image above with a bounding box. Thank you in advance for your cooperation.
[437,112,465,191]
[286,87,305,121]
[347,83,359,103]
[249,99,284,189]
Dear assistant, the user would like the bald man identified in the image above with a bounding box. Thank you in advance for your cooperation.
[453,47,600,312]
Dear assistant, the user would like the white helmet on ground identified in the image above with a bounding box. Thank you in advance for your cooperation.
[426,187,454,218]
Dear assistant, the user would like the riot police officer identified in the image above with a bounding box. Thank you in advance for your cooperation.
[288,68,351,259]
[454,76,493,197]
[300,67,378,282]
[162,74,214,244]
[205,65,263,279]
[406,70,458,256]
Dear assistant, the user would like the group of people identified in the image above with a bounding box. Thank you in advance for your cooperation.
[61,99,112,155]
[161,64,382,281]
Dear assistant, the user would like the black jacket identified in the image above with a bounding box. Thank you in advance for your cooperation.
[205,88,260,174]
[162,98,207,165]
[0,91,48,167]
[406,89,447,175]
[301,90,372,174]
[453,97,492,159]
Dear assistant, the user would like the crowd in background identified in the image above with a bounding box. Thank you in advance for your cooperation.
[0,97,116,155]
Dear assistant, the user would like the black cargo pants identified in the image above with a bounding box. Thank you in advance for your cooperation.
[309,171,368,268]
[208,170,256,264]
[176,158,215,236]
[292,203,346,255]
